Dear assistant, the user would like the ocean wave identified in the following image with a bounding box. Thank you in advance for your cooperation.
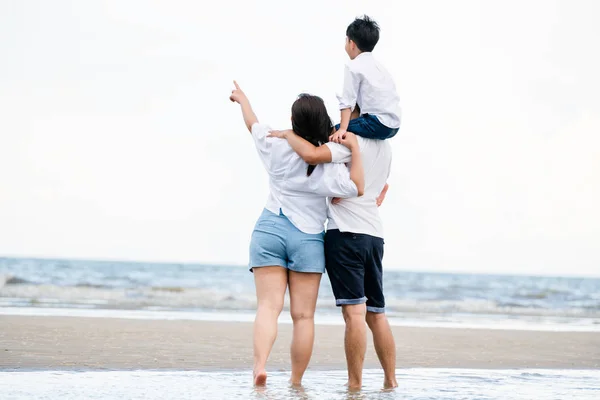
[514,288,571,300]
[384,298,600,318]
[0,274,31,287]
[0,284,258,311]
[75,283,110,289]
[2,283,599,319]
[151,286,186,293]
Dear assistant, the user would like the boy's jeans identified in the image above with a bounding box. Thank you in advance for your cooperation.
[335,114,398,140]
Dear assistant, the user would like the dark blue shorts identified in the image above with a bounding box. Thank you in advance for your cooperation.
[324,229,385,313]
[335,114,398,140]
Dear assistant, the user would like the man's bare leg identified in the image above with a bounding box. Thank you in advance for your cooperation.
[342,303,367,390]
[366,311,398,388]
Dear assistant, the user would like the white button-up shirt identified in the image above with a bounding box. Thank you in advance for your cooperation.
[336,52,401,129]
[252,123,358,234]
[325,137,392,238]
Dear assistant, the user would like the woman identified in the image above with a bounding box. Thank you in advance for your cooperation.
[229,81,364,386]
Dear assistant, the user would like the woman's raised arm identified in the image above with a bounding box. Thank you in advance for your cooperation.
[230,80,258,133]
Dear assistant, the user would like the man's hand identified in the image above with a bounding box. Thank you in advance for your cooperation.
[267,129,293,139]
[334,183,388,206]
[376,183,389,207]
[229,80,247,104]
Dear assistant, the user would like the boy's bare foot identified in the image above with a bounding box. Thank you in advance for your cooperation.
[253,369,267,386]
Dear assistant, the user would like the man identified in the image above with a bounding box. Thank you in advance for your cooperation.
[268,127,397,390]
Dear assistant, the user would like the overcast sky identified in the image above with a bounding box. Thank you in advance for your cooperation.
[1,0,598,276]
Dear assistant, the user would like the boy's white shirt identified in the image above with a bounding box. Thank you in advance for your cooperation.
[336,52,401,129]
[251,123,359,234]
[325,137,392,239]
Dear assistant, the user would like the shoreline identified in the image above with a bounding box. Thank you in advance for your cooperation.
[1,307,598,333]
[1,315,599,371]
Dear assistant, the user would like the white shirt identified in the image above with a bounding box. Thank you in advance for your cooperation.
[326,137,392,238]
[251,123,358,234]
[336,52,401,129]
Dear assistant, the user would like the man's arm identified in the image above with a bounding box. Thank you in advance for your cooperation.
[376,183,389,207]
[340,132,364,196]
[313,132,364,198]
[268,130,333,165]
[229,80,258,133]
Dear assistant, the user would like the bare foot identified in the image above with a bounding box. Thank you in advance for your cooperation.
[345,381,362,392]
[253,369,267,386]
[383,379,398,389]
[289,381,305,393]
[289,379,302,387]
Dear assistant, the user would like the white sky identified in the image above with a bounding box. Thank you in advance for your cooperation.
[1,0,599,277]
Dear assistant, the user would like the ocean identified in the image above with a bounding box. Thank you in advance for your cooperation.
[1,257,599,330]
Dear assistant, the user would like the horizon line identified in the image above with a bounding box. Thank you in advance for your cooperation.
[1,253,599,280]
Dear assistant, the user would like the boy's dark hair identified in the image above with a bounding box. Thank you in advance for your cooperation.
[346,15,380,52]
[291,94,333,176]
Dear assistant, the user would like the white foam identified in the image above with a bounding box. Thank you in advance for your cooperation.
[1,307,599,332]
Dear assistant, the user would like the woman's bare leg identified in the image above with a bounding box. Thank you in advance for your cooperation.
[288,271,322,385]
[253,266,288,386]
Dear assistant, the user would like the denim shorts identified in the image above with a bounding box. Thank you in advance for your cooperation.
[249,209,325,273]
[335,114,398,140]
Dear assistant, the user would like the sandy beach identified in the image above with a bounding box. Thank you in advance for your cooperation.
[1,315,598,370]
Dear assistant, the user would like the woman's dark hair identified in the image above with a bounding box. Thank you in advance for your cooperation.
[291,94,333,176]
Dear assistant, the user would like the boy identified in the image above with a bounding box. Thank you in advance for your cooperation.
[332,15,401,142]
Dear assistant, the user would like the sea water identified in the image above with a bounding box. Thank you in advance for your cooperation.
[2,257,600,399]
[0,369,599,399]
[1,257,599,331]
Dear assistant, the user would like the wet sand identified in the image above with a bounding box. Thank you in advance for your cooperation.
[1,315,599,370]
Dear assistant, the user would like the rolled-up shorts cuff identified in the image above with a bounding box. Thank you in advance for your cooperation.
[288,266,325,274]
[249,263,286,272]
[336,296,368,306]
[366,306,386,313]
